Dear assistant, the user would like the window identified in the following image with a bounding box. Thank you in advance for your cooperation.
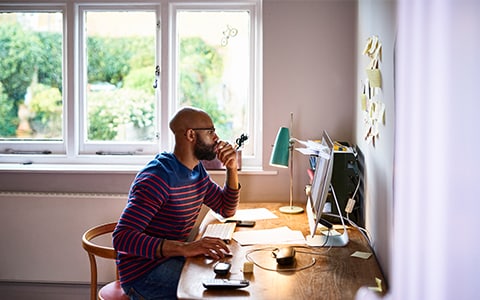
[79,8,158,156]
[0,9,64,152]
[0,1,262,168]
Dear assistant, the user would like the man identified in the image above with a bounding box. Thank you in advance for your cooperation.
[113,107,240,299]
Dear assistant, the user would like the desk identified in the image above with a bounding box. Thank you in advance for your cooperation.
[177,203,386,300]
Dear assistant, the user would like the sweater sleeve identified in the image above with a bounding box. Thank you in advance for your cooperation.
[203,178,241,218]
[112,177,164,260]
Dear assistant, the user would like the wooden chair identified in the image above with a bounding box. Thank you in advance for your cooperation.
[82,222,129,300]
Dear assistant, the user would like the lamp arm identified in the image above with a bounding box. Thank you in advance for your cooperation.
[289,137,301,144]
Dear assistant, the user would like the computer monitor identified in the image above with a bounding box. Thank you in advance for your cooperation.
[305,130,349,247]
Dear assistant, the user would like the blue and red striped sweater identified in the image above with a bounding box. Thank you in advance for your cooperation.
[112,152,240,286]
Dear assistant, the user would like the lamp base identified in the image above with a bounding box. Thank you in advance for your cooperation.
[279,205,304,214]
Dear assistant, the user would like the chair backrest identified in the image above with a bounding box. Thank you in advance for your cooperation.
[82,222,121,300]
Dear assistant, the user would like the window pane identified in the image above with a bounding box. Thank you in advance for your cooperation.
[85,11,156,142]
[0,12,63,140]
[176,11,251,153]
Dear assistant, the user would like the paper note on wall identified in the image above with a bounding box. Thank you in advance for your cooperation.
[361,35,385,145]
[366,68,382,88]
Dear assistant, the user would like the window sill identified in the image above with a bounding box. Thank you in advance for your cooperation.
[0,163,277,176]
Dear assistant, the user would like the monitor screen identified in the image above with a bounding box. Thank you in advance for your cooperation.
[306,130,335,237]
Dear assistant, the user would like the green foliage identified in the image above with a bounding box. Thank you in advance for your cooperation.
[127,37,155,68]
[0,82,18,137]
[124,66,155,95]
[179,37,231,137]
[0,24,63,139]
[36,32,63,91]
[29,84,62,138]
[87,36,155,86]
[0,22,229,141]
[180,37,223,101]
[87,37,129,85]
[88,99,118,141]
[87,89,155,141]
[0,23,40,103]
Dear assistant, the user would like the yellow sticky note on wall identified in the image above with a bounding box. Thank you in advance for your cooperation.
[363,37,372,55]
[360,94,367,111]
[366,69,382,88]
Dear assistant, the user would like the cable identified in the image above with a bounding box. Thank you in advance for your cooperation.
[244,246,322,273]
[318,228,334,251]
[324,229,334,251]
[346,175,361,221]
[294,245,330,256]
[350,175,361,201]
[329,174,374,248]
[344,169,361,219]
[323,212,373,249]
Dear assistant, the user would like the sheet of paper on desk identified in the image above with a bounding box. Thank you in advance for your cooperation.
[214,208,278,222]
[233,226,306,246]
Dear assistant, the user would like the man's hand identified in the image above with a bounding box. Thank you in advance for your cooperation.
[215,141,238,170]
[160,237,231,260]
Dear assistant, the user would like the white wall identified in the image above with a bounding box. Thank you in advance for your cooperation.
[357,1,480,299]
[355,0,396,282]
[0,192,126,283]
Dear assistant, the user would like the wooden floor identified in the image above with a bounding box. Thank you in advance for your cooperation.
[0,282,90,300]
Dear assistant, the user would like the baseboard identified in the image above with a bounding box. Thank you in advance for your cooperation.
[0,281,90,300]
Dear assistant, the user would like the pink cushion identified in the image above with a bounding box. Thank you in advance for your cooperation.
[99,281,129,300]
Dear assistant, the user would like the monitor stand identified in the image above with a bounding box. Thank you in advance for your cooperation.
[306,184,349,247]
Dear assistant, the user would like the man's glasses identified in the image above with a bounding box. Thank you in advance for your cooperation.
[190,127,216,135]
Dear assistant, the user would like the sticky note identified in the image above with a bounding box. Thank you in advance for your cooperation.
[368,277,383,292]
[366,69,382,88]
[363,37,372,55]
[361,94,367,111]
[351,251,372,259]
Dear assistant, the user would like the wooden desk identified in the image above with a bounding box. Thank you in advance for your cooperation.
[177,203,386,300]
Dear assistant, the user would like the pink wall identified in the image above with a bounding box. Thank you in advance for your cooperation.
[0,0,358,283]
[260,0,356,202]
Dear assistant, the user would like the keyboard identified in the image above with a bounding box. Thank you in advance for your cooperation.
[202,222,236,243]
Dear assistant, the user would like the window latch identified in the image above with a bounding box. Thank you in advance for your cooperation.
[153,65,160,89]
[3,148,52,155]
[95,151,135,156]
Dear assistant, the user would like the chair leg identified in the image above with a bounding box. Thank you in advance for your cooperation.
[88,254,98,300]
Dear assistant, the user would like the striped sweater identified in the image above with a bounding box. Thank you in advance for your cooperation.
[112,152,240,286]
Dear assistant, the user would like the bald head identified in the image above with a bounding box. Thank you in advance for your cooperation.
[169,106,213,135]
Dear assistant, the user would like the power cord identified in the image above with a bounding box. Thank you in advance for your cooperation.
[340,175,374,248]
[244,245,330,273]
[324,212,373,249]
[245,246,323,272]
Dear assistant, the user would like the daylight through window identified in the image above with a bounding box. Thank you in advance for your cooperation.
[0,1,262,168]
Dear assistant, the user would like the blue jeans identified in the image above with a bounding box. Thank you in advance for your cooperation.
[122,257,186,300]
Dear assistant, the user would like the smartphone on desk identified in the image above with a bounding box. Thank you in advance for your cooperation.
[226,220,256,227]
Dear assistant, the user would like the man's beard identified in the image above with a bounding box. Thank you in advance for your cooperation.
[194,138,217,161]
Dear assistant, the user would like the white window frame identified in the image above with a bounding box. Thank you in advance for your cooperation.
[169,1,263,169]
[76,4,161,159]
[0,0,262,169]
[0,4,67,156]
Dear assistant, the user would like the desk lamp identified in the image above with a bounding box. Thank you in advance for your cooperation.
[270,114,304,214]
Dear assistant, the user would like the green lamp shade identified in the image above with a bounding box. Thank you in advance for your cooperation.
[270,127,290,168]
